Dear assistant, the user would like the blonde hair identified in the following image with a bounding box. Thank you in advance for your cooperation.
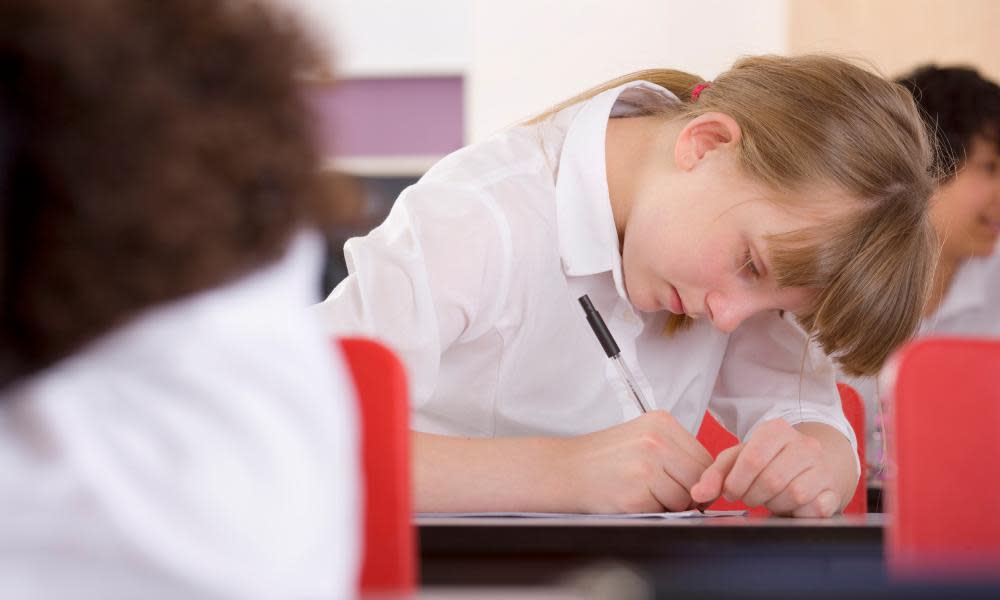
[531,55,938,377]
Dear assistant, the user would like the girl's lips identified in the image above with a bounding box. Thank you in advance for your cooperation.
[668,285,686,315]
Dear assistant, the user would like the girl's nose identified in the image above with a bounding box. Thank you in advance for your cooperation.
[705,290,757,333]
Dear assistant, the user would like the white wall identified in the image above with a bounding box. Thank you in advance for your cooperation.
[279,0,471,77]
[468,0,788,142]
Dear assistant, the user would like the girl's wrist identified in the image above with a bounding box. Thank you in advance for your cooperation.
[794,422,859,509]
[523,436,583,513]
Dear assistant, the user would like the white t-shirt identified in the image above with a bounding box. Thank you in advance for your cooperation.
[317,81,856,459]
[843,247,1000,472]
[0,232,360,599]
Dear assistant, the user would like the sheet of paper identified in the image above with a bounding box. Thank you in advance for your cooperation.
[416,509,746,519]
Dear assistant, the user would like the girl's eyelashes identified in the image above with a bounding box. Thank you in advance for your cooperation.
[740,248,761,279]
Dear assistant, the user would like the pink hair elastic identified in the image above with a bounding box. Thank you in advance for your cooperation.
[690,82,712,101]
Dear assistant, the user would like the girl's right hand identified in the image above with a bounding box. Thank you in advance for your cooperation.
[559,410,714,514]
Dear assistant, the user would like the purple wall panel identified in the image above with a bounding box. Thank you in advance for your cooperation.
[307,77,464,157]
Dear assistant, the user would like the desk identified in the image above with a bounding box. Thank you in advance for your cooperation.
[419,514,884,588]
[363,586,593,600]
[419,514,1000,599]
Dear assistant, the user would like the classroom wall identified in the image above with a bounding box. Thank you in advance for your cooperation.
[468,0,1000,143]
[467,0,788,142]
[787,0,1000,82]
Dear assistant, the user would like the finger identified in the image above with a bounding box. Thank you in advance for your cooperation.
[647,467,695,512]
[660,442,711,492]
[722,420,797,502]
[619,488,669,515]
[763,467,826,515]
[741,446,812,508]
[791,489,840,518]
[664,432,715,492]
[635,423,710,492]
[649,410,714,468]
[690,444,742,504]
[674,434,714,471]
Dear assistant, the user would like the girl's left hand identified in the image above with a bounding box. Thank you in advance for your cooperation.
[689,418,843,517]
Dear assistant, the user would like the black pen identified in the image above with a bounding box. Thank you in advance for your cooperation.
[578,295,650,414]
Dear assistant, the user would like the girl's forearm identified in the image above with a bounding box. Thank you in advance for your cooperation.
[412,431,574,513]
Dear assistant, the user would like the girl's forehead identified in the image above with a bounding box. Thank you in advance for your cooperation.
[703,160,862,234]
[721,160,860,216]
[755,182,862,227]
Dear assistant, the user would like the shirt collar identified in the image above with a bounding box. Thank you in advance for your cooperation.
[554,81,680,301]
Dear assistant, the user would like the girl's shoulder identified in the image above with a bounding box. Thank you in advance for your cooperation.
[396,124,566,235]
[418,117,571,195]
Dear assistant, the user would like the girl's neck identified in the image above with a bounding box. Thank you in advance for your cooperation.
[605,116,671,244]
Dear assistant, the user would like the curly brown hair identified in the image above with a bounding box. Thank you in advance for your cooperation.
[896,65,1000,179]
[0,0,330,386]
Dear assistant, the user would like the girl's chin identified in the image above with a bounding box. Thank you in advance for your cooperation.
[630,301,654,313]
[629,292,659,313]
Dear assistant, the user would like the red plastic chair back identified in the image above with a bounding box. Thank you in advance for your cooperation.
[838,384,867,514]
[337,337,416,592]
[886,338,1000,579]
[696,383,866,515]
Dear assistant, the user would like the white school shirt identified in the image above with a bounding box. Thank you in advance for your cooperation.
[0,233,359,599]
[843,247,1000,470]
[317,81,857,460]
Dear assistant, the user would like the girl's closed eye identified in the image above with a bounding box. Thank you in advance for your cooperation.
[741,248,761,279]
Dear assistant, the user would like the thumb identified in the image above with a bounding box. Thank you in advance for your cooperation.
[691,444,742,504]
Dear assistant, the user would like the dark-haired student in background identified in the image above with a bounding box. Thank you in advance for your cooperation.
[0,0,359,596]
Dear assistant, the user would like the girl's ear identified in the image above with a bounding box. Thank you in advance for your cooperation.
[674,112,742,171]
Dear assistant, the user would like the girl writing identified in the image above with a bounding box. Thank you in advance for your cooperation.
[318,55,937,517]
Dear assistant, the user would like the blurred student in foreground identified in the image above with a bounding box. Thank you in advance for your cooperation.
[0,0,359,597]
[843,65,1000,481]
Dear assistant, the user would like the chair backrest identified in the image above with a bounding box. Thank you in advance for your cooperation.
[337,337,416,592]
[837,384,867,514]
[886,338,1000,579]
[696,383,866,515]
